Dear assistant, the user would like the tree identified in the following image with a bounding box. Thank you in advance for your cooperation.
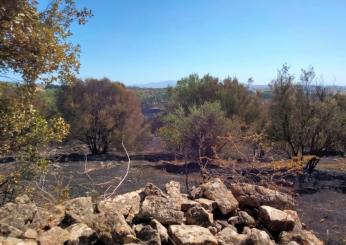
[0,0,92,84]
[167,74,263,124]
[267,65,346,157]
[0,0,91,203]
[159,102,232,163]
[58,78,149,154]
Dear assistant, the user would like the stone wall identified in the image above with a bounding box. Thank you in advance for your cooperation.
[0,178,323,245]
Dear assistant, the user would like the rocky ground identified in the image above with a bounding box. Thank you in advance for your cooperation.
[1,155,345,244]
[0,178,324,245]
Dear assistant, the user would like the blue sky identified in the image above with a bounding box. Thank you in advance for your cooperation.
[70,0,346,85]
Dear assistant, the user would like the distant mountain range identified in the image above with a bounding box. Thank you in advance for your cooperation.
[129,80,177,88]
[130,81,346,93]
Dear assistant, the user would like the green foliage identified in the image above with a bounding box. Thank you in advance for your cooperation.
[159,102,231,161]
[58,78,149,154]
[267,65,346,157]
[0,0,92,84]
[131,87,168,108]
[167,74,263,124]
[0,84,70,204]
[0,85,69,162]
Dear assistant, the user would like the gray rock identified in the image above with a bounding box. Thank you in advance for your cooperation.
[0,200,37,237]
[91,211,136,244]
[139,195,184,225]
[98,190,142,223]
[169,225,218,245]
[185,206,213,227]
[230,183,294,209]
[64,197,94,225]
[259,206,295,233]
[201,178,239,215]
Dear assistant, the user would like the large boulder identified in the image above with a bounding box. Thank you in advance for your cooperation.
[38,226,70,245]
[230,183,294,209]
[200,178,238,215]
[185,206,213,227]
[168,225,218,245]
[64,197,94,225]
[259,206,295,233]
[98,190,142,223]
[139,195,184,225]
[279,230,324,245]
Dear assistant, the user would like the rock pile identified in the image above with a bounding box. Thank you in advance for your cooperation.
[0,178,323,245]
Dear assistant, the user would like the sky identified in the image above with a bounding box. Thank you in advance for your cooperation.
[68,0,346,85]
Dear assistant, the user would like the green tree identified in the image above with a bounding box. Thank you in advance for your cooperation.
[0,0,92,84]
[268,65,346,157]
[167,74,263,124]
[159,102,231,162]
